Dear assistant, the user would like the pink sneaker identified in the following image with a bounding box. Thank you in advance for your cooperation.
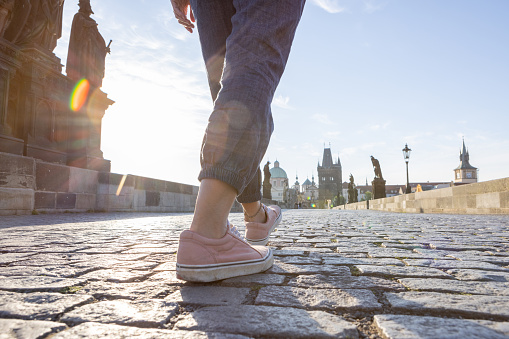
[245,204,282,246]
[176,223,273,282]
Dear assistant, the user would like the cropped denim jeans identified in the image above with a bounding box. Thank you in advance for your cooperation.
[191,0,305,203]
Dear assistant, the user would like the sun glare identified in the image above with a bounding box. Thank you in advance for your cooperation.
[70,79,90,112]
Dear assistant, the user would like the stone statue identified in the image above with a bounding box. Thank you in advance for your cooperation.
[0,0,15,38]
[262,161,272,200]
[66,0,109,88]
[3,0,64,51]
[347,174,358,204]
[370,155,383,180]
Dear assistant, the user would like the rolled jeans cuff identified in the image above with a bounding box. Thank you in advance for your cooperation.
[198,166,244,194]
[236,190,262,204]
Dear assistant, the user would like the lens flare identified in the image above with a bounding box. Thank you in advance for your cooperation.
[311,203,316,208]
[70,79,90,111]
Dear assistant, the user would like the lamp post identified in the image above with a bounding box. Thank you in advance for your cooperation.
[402,144,412,194]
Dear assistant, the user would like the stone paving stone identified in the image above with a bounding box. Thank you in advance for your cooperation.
[153,261,176,271]
[355,265,452,278]
[0,252,37,264]
[386,292,509,318]
[474,320,509,335]
[174,305,359,338]
[50,322,251,339]
[77,269,152,283]
[255,286,381,311]
[146,270,182,284]
[267,262,349,275]
[0,265,86,278]
[273,249,306,256]
[280,246,334,253]
[167,286,251,306]
[446,268,509,282]
[289,274,405,291]
[220,273,285,286]
[277,256,322,265]
[374,314,508,339]
[404,259,507,271]
[77,281,177,300]
[61,299,178,327]
[398,278,509,295]
[323,257,405,266]
[0,291,93,320]
[0,276,87,292]
[0,319,68,339]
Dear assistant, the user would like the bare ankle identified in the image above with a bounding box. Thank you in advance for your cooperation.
[243,202,267,223]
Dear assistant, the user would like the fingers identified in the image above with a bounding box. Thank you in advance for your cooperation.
[172,5,194,33]
[190,8,195,23]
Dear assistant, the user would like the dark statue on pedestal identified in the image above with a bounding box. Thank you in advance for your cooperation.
[370,155,386,199]
[0,0,113,171]
[262,161,272,200]
[347,174,357,204]
[67,0,109,88]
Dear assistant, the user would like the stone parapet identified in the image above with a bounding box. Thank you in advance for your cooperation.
[0,152,198,215]
[337,177,509,214]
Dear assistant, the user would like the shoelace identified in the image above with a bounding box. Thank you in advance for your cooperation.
[227,221,246,241]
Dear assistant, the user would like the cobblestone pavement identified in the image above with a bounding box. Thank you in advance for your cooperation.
[1,210,509,338]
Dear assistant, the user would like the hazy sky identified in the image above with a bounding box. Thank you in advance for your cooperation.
[54,0,509,187]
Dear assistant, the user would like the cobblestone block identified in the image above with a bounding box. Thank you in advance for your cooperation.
[167,286,251,306]
[220,273,285,286]
[289,274,405,291]
[374,314,508,339]
[386,292,509,318]
[404,259,506,271]
[77,281,176,300]
[50,322,250,339]
[0,319,67,339]
[324,257,405,266]
[0,265,85,278]
[398,278,509,295]
[355,265,452,278]
[77,269,152,283]
[174,305,359,338]
[0,276,87,292]
[255,286,381,311]
[61,299,178,327]
[267,262,349,275]
[0,253,35,265]
[446,268,509,281]
[0,291,93,320]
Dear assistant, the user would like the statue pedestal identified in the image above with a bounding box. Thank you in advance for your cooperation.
[263,183,272,200]
[372,178,386,199]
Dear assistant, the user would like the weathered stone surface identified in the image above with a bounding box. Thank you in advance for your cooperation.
[167,286,250,306]
[146,270,181,284]
[61,299,178,327]
[446,268,509,282]
[278,256,322,265]
[256,286,381,311]
[356,265,452,278]
[77,281,176,300]
[50,322,251,339]
[323,257,405,266]
[0,265,86,278]
[0,291,93,320]
[404,259,506,271]
[0,319,67,339]
[267,262,349,275]
[78,269,151,283]
[174,305,359,338]
[386,292,509,318]
[289,274,405,291]
[0,276,87,292]
[0,252,35,265]
[374,314,508,339]
[398,278,509,295]
[220,273,285,286]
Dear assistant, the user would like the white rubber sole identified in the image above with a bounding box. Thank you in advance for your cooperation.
[176,250,273,282]
[246,209,282,246]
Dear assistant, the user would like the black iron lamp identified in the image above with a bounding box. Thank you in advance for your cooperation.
[402,143,412,194]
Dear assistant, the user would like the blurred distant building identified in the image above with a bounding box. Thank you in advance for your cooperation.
[317,147,342,201]
[454,139,478,185]
[269,160,288,202]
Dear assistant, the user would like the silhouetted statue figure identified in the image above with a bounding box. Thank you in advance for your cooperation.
[370,155,383,179]
[66,0,110,88]
[347,174,357,204]
[262,161,272,200]
[3,0,64,51]
[0,0,15,37]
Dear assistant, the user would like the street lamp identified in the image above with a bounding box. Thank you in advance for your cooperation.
[402,143,412,194]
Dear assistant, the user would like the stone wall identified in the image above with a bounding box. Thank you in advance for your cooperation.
[0,152,198,215]
[337,177,509,214]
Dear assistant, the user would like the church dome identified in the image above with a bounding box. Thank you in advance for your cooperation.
[269,160,288,179]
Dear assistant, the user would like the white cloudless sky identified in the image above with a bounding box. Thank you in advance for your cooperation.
[54,0,509,187]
